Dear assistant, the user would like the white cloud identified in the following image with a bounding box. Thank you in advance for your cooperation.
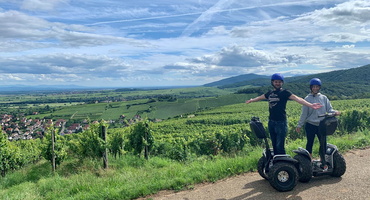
[0,11,149,53]
[0,53,131,76]
[317,33,369,43]
[20,0,69,11]
[342,44,355,48]
[0,0,369,87]
[163,45,307,77]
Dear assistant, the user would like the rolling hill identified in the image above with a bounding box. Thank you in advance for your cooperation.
[203,73,269,87]
[204,64,370,99]
[205,64,370,88]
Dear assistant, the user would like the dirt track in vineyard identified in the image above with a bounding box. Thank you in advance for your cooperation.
[140,147,370,200]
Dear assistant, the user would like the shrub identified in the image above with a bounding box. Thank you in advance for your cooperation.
[76,121,108,159]
[338,110,367,134]
[41,128,67,169]
[127,120,154,159]
[0,132,21,177]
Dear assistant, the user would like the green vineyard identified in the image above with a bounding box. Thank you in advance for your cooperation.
[1,98,370,199]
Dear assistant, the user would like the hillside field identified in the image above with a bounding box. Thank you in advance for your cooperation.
[25,93,255,122]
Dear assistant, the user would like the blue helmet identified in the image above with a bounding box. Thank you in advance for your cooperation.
[271,73,284,82]
[309,78,322,86]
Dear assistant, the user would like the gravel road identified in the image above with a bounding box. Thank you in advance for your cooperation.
[144,147,370,200]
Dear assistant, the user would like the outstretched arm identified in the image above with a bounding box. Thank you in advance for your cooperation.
[246,94,266,104]
[289,94,322,109]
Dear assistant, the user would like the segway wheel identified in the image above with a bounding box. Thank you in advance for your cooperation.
[293,154,313,182]
[331,151,346,177]
[257,156,268,180]
[268,162,298,192]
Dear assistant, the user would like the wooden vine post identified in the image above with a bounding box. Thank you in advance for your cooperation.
[51,128,56,173]
[144,128,149,160]
[101,125,109,169]
[143,121,151,160]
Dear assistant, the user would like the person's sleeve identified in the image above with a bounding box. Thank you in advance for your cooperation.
[288,90,293,97]
[286,89,293,99]
[264,91,270,99]
[325,96,335,113]
[297,105,309,128]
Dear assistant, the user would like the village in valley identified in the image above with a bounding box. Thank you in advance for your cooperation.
[1,113,89,141]
[0,88,172,141]
[1,109,147,141]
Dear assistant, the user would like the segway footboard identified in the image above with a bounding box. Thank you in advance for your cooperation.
[272,155,298,165]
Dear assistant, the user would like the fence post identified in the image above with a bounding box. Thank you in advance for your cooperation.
[101,125,109,169]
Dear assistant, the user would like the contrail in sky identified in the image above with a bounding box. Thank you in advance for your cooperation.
[86,1,324,27]
[181,0,236,37]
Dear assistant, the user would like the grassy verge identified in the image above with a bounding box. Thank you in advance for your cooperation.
[1,129,369,200]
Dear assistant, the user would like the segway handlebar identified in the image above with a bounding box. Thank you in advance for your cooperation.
[318,112,336,118]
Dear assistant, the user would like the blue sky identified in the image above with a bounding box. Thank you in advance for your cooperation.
[1,0,370,87]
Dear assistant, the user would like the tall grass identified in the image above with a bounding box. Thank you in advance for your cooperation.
[1,130,369,200]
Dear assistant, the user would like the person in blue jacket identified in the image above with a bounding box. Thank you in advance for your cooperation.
[296,78,340,171]
[246,73,322,155]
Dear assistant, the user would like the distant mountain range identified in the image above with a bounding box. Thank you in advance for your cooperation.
[1,64,368,99]
[0,85,98,93]
[204,64,370,99]
[0,84,202,94]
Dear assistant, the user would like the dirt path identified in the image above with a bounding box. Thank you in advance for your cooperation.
[144,147,370,200]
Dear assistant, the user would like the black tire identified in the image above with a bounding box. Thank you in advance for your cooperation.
[268,162,298,192]
[257,156,268,180]
[331,151,346,177]
[294,154,313,183]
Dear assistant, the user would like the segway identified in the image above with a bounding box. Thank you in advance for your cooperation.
[293,113,346,183]
[250,117,299,192]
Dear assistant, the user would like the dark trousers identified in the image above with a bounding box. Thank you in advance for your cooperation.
[268,120,287,155]
[305,122,327,164]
